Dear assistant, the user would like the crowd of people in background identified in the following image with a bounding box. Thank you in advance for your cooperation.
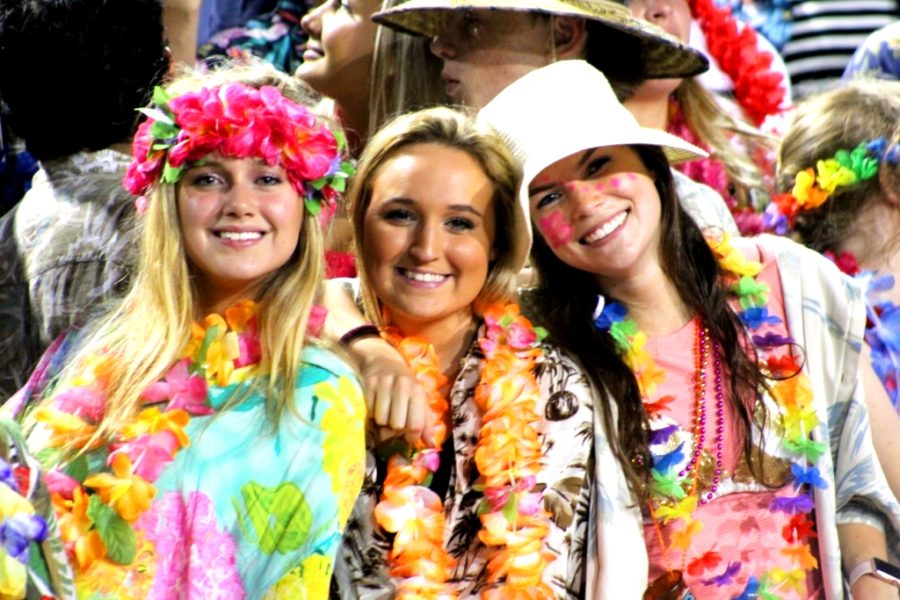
[0,0,897,598]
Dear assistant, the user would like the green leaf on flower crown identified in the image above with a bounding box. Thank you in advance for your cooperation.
[310,177,327,191]
[341,160,357,177]
[64,454,89,483]
[333,128,347,152]
[331,176,346,193]
[161,161,184,185]
[650,469,686,500]
[534,326,548,342]
[852,147,879,179]
[138,107,174,127]
[86,495,136,565]
[151,86,173,108]
[499,314,513,328]
[150,120,179,141]
[502,493,518,524]
[304,198,321,216]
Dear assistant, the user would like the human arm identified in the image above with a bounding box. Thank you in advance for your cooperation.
[838,522,899,599]
[163,0,201,66]
[321,279,428,442]
[859,343,900,501]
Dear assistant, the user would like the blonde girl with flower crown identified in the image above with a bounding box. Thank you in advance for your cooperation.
[479,61,900,600]
[0,60,366,599]
[775,81,900,503]
[325,106,597,598]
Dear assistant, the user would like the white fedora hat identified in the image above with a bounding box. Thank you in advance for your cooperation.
[478,60,707,216]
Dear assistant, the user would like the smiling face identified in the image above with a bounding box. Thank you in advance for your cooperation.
[429,10,552,109]
[178,153,303,310]
[528,145,663,286]
[296,0,381,104]
[362,142,496,333]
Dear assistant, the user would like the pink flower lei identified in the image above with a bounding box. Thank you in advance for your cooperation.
[123,83,355,224]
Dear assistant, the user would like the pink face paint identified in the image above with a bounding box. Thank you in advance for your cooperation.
[610,177,621,189]
[538,210,573,248]
[563,181,576,191]
[626,172,637,181]
[595,182,605,192]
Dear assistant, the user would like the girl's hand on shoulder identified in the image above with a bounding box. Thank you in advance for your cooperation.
[350,336,429,446]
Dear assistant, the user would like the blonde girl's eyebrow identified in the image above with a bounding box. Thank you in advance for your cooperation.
[447,204,484,218]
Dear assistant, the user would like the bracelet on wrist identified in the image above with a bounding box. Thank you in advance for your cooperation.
[339,324,381,347]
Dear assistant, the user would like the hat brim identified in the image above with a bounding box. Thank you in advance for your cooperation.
[373,0,709,79]
[514,126,707,227]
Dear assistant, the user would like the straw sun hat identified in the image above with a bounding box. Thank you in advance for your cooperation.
[373,0,708,79]
[478,60,707,233]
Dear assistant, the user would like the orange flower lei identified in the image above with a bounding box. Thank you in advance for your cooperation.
[33,300,261,570]
[373,303,557,598]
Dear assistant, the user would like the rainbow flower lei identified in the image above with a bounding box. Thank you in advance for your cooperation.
[31,301,261,572]
[123,83,355,223]
[373,303,557,598]
[767,138,899,232]
[594,233,827,598]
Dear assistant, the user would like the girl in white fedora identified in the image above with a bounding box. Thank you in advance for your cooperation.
[479,60,900,599]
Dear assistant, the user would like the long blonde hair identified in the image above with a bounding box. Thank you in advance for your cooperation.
[347,107,521,327]
[675,78,775,208]
[368,0,451,137]
[37,61,339,446]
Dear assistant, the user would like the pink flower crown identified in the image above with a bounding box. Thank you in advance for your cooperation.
[766,138,900,232]
[123,83,355,224]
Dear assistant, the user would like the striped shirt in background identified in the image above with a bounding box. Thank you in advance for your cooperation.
[781,0,899,98]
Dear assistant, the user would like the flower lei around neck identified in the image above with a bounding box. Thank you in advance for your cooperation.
[689,0,785,126]
[123,83,355,223]
[594,233,826,598]
[372,303,557,599]
[30,301,262,571]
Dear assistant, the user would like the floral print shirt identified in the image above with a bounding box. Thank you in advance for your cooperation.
[3,338,366,599]
[330,332,595,599]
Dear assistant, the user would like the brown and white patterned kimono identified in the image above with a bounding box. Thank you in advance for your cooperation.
[330,330,596,599]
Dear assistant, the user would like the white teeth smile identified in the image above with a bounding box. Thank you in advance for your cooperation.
[401,269,447,283]
[582,212,627,244]
[218,231,263,241]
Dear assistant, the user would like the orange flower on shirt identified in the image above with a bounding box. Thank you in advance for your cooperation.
[83,454,156,522]
[119,407,190,448]
[55,485,107,569]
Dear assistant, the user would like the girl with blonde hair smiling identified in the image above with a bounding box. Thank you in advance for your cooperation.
[329,106,597,598]
[0,61,366,598]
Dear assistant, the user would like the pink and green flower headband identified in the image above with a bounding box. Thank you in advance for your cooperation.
[123,83,355,224]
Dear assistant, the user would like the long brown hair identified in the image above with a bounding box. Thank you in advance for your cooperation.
[524,145,771,499]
